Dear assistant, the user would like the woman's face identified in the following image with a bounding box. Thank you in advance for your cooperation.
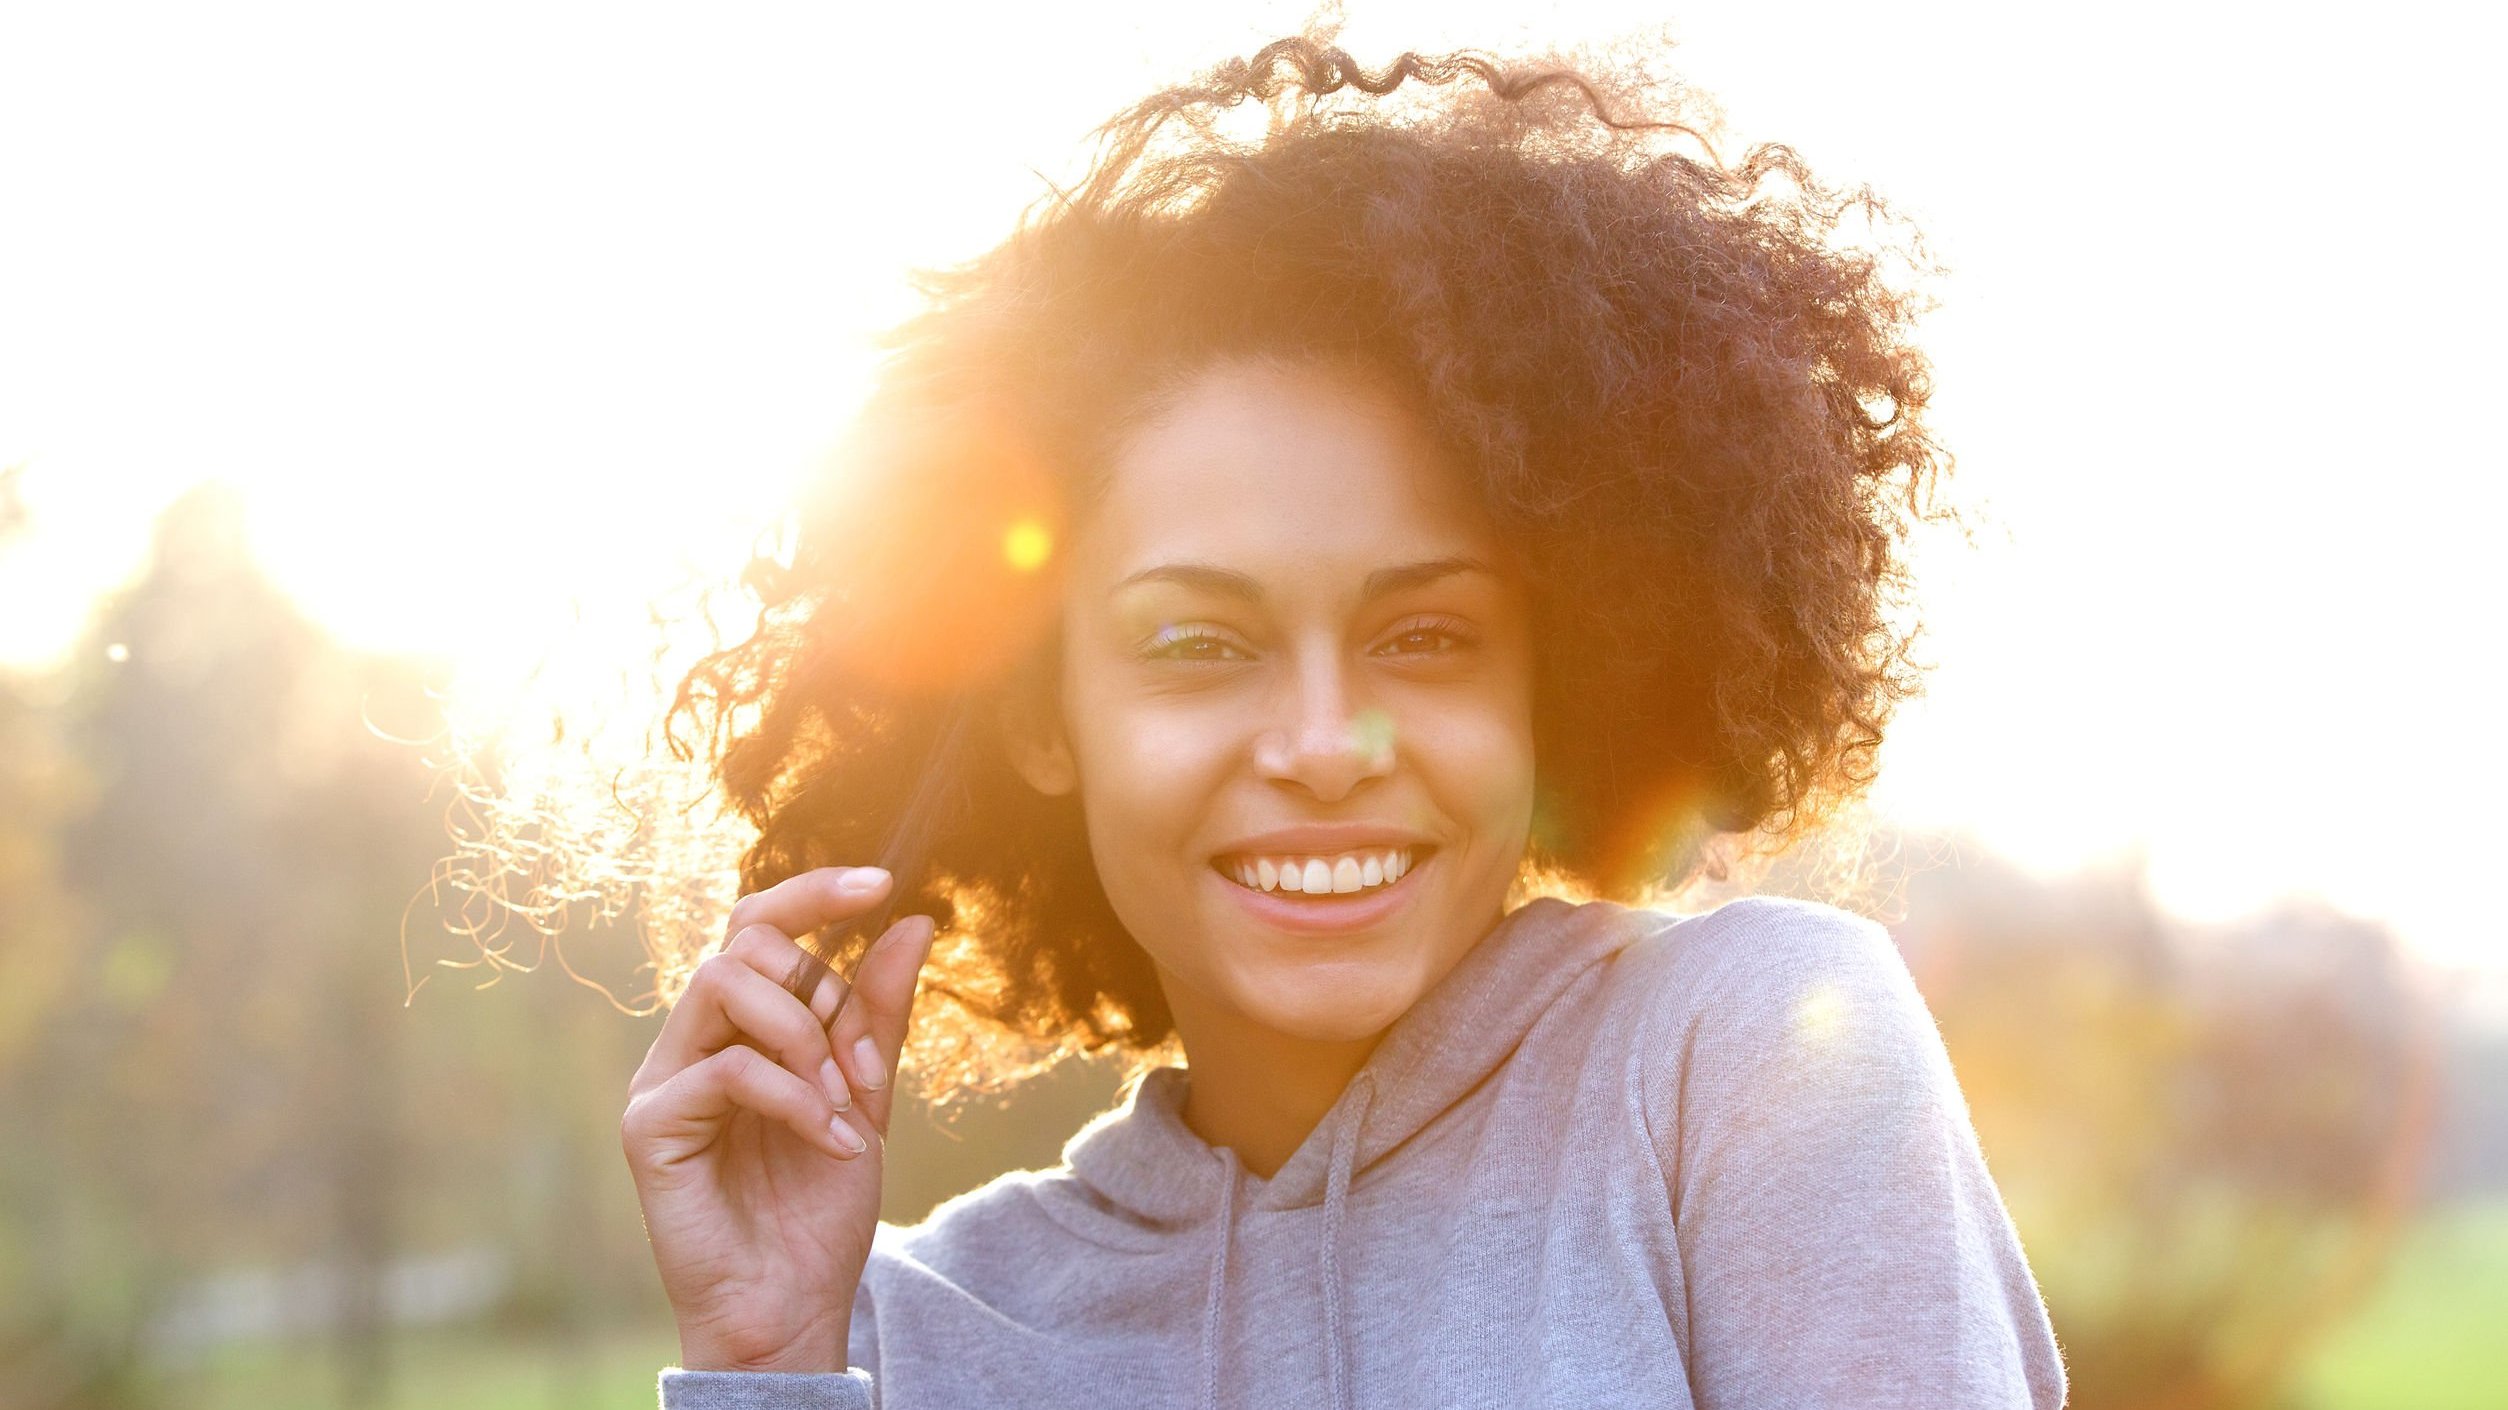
[1015,355,1538,1046]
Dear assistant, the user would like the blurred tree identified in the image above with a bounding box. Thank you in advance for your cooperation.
[0,531,99,1402]
[0,482,738,1409]
[0,669,83,1113]
[20,488,322,1399]
[3,485,458,1406]
[0,463,79,1082]
[1791,836,2443,1410]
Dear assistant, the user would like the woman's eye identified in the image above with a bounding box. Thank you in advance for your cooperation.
[1143,627,1245,663]
[1378,620,1478,656]
[1140,620,1476,663]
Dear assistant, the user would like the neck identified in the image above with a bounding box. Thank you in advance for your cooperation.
[1160,972,1385,1180]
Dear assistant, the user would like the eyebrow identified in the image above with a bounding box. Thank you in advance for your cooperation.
[1109,554,1501,605]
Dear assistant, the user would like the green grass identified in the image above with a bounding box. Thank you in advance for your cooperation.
[2287,1200,2508,1410]
[156,1320,682,1410]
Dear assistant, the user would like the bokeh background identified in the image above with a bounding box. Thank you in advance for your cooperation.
[4,3,2501,1407]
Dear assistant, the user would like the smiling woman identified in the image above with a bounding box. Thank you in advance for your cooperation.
[617,29,2067,1410]
[990,355,1542,1174]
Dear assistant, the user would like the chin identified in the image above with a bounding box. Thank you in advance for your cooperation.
[1232,960,1423,1044]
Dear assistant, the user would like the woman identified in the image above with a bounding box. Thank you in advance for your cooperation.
[622,34,2069,1409]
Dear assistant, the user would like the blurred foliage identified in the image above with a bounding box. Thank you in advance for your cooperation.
[0,488,672,1405]
[1755,839,2446,1410]
[0,658,81,1077]
[0,486,2489,1409]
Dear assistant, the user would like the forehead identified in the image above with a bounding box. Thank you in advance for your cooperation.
[1078,358,1498,585]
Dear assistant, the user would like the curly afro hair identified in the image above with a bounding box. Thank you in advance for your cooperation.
[665,33,1953,1103]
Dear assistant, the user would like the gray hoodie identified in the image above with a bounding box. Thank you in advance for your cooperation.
[660,894,2070,1408]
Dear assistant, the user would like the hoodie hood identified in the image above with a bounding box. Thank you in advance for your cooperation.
[1051,894,1664,1410]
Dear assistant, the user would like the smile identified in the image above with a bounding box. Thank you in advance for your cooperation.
[1208,845,1437,937]
[1214,846,1417,895]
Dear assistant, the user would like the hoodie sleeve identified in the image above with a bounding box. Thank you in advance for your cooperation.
[1641,897,2070,1409]
[656,1368,873,1409]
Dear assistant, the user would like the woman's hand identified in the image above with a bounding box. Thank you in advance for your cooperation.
[622,866,937,1373]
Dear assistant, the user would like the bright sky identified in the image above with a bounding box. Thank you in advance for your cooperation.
[3,2,2500,982]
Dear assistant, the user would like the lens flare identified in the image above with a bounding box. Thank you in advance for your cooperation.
[1792,983,1850,1045]
[821,415,1066,698]
[1588,771,1717,898]
[1352,706,1396,762]
[1003,519,1053,572]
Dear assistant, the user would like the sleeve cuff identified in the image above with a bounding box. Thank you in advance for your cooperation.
[659,1366,874,1409]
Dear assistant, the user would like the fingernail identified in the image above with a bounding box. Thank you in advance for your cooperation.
[828,1114,866,1155]
[837,868,890,894]
[854,1035,887,1091]
[820,1057,850,1111]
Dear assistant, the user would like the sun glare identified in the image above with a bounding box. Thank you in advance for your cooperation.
[1004,519,1054,573]
[2,3,2497,980]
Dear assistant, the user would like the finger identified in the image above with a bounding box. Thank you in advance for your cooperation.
[829,913,939,1136]
[723,867,893,951]
[725,922,852,1034]
[651,951,854,1112]
[626,1044,869,1168]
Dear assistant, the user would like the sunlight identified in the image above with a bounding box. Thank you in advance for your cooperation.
[1,0,2496,979]
[1793,983,1851,1047]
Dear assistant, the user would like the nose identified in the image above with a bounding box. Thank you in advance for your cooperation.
[1251,643,1396,802]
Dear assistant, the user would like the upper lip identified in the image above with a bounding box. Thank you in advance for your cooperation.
[1211,824,1435,860]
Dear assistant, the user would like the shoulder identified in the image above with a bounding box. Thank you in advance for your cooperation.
[1604,895,1956,1135]
[1608,893,1911,1033]
[1607,899,2069,1407]
[867,1166,1064,1281]
[852,1157,1183,1374]
[850,1166,1068,1369]
[862,1158,1143,1291]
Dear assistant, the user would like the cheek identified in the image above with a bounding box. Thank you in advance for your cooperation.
[1398,653,1538,824]
[1063,686,1241,857]
[1416,701,1537,834]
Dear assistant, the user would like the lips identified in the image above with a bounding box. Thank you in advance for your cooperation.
[1210,845,1435,935]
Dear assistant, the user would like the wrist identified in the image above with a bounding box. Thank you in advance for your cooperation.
[677,1308,851,1375]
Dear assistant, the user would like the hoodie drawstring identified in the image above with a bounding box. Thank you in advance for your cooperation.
[1320,1072,1375,1410]
[1200,1071,1376,1410]
[1201,1149,1237,1410]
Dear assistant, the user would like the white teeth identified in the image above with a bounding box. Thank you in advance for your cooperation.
[1222,847,1417,895]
